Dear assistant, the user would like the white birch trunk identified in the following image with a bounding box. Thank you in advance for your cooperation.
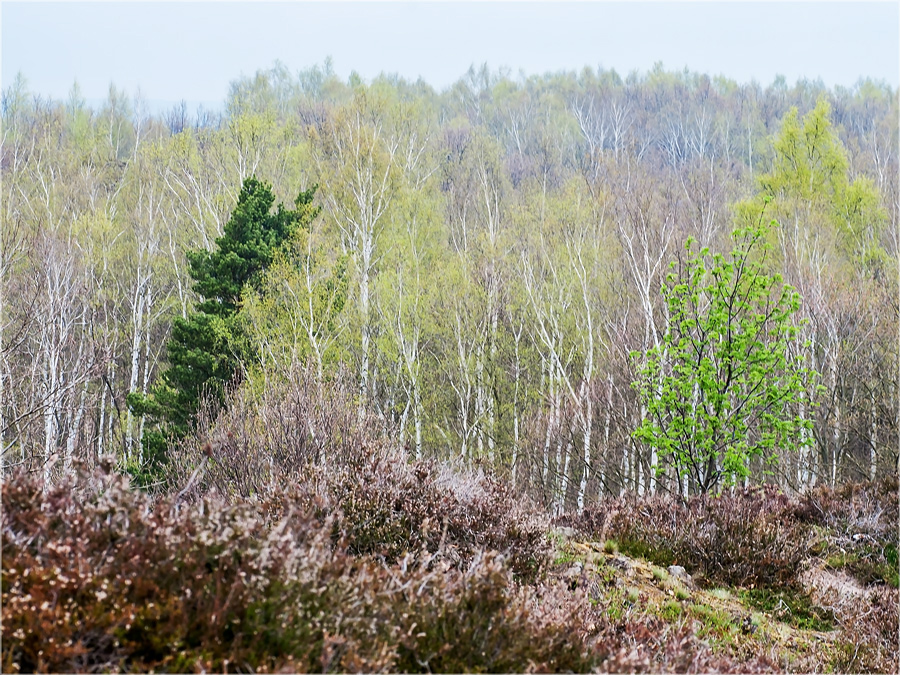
[558,439,572,516]
[621,396,630,496]
[359,249,371,421]
[830,349,839,487]
[125,282,145,460]
[870,381,877,481]
[541,357,553,486]
[577,389,592,512]
[599,374,612,500]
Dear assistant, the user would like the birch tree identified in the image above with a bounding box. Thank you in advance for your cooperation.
[313,92,398,419]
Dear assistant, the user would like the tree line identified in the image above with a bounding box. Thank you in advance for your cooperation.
[2,61,897,508]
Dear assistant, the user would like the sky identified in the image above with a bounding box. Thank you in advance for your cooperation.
[2,1,898,112]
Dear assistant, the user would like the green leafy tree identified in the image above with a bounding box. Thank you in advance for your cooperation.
[128,177,320,477]
[241,224,349,382]
[742,98,890,487]
[633,216,816,494]
[754,98,887,272]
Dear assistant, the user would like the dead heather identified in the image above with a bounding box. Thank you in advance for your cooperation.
[555,479,899,673]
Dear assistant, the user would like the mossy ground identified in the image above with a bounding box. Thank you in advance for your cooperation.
[546,532,890,672]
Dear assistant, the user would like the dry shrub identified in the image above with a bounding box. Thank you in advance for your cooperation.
[167,366,379,501]
[812,584,899,673]
[559,487,812,589]
[288,450,550,582]
[167,366,550,583]
[1,465,586,674]
[2,464,783,674]
[795,478,899,670]
[387,554,589,673]
[590,618,777,674]
[795,475,898,532]
[796,475,899,587]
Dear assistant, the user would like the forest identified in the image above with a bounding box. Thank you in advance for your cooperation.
[1,62,898,672]
[2,61,897,499]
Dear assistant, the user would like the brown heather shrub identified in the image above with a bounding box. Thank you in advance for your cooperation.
[558,487,812,589]
[825,584,900,674]
[166,366,380,502]
[1,465,589,673]
[795,475,899,588]
[793,478,899,671]
[589,618,777,674]
[288,450,550,582]
[167,366,551,583]
[794,475,898,531]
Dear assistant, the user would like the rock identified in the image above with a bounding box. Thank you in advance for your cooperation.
[739,613,757,635]
[668,565,696,588]
[564,561,584,590]
[563,561,584,578]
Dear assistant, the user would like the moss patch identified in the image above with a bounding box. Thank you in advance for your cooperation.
[738,588,834,631]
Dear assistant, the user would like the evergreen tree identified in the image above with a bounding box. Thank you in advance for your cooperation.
[128,177,320,478]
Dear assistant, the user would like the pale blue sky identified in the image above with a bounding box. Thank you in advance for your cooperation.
[2,1,898,111]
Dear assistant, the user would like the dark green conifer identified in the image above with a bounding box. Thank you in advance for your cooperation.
[128,177,320,481]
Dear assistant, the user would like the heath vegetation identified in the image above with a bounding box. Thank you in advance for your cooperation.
[2,63,898,672]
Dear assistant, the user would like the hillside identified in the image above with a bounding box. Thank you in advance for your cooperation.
[3,373,896,672]
[3,62,898,673]
[3,456,896,673]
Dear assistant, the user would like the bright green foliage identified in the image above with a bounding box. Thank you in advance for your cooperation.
[754,98,887,272]
[760,101,848,203]
[633,218,815,493]
[128,177,320,476]
[240,230,349,379]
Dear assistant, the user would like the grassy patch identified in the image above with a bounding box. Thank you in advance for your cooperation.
[652,565,670,582]
[738,588,834,631]
[885,543,900,588]
[825,543,899,588]
[673,585,692,601]
[660,600,683,621]
[552,547,581,566]
[617,538,677,567]
[689,603,731,631]
[708,588,732,601]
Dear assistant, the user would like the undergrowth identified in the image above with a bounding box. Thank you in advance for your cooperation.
[557,487,812,590]
[168,367,549,582]
[556,479,899,673]
[4,371,896,673]
[2,465,782,674]
[1,466,586,673]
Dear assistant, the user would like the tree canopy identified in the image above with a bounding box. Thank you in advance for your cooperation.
[127,177,320,477]
[4,65,895,502]
[633,217,816,494]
